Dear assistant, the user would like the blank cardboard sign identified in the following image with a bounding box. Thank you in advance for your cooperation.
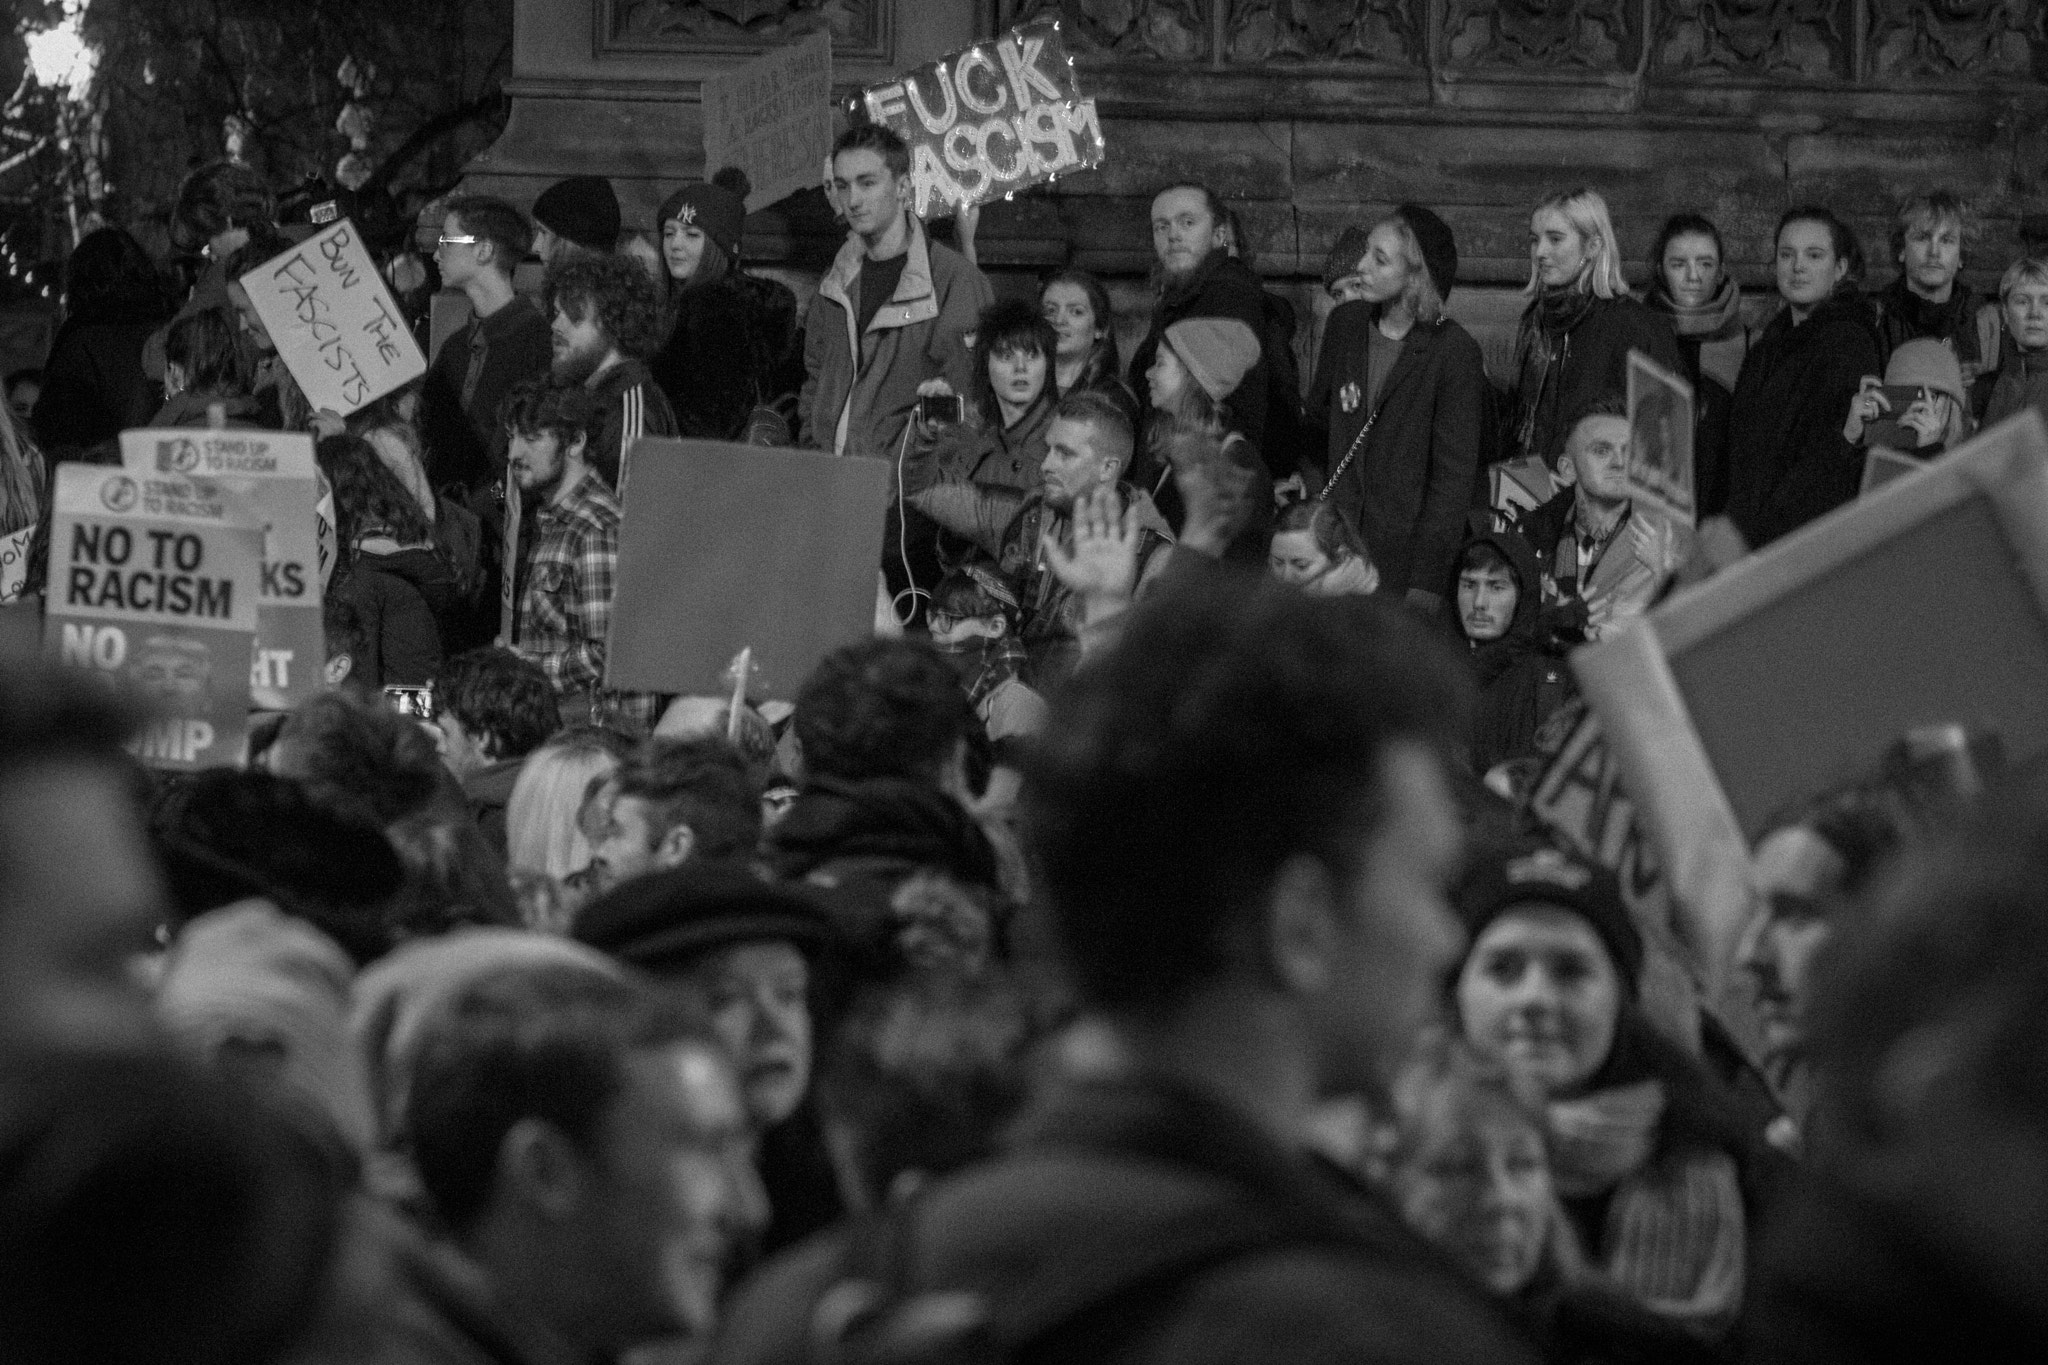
[606,438,891,698]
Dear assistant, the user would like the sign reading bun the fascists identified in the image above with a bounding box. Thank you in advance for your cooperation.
[861,18,1104,217]
[239,220,427,416]
[121,429,324,710]
[44,463,264,770]
[703,30,833,214]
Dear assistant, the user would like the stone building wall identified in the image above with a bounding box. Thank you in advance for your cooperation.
[463,0,2048,374]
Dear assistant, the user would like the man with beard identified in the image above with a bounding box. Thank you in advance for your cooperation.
[800,122,988,463]
[1126,182,1281,487]
[545,255,677,492]
[911,390,1173,684]
[582,737,762,899]
[500,377,654,729]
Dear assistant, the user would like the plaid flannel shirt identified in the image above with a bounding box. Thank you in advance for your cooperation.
[517,470,655,729]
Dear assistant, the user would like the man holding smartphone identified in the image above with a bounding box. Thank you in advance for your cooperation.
[799,123,991,463]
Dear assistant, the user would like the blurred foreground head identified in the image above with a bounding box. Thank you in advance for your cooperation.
[0,655,163,1054]
[1023,574,1471,1092]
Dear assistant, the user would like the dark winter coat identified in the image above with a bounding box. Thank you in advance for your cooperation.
[1725,293,1885,548]
[417,294,552,492]
[1975,333,2048,430]
[1128,252,1279,483]
[1306,306,1489,598]
[650,276,780,442]
[706,1073,1541,1365]
[1452,528,1571,775]
[1513,292,1684,463]
[333,547,456,688]
[1867,274,1998,378]
[34,306,166,461]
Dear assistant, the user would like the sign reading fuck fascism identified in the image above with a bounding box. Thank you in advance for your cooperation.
[860,18,1105,217]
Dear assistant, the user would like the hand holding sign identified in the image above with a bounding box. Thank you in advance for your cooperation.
[238,221,427,417]
[861,18,1105,217]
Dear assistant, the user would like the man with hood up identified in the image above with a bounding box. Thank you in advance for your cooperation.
[1451,527,1571,776]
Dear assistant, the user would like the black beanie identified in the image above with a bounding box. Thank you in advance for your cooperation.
[532,175,621,253]
[1456,842,1643,992]
[1321,225,1375,291]
[1395,203,1458,303]
[571,858,839,973]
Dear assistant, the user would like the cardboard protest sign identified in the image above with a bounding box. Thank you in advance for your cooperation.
[121,429,324,710]
[704,30,833,214]
[606,438,891,697]
[1626,348,1696,528]
[238,221,427,416]
[861,18,1104,217]
[1573,409,2048,993]
[44,463,264,770]
[0,525,28,604]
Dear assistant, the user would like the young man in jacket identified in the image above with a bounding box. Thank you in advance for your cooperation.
[799,123,991,464]
[545,255,678,494]
[420,196,553,491]
[709,577,1539,1365]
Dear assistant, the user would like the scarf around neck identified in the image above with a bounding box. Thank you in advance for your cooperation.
[1547,1077,1747,1332]
[1513,286,1598,457]
[1648,272,1742,340]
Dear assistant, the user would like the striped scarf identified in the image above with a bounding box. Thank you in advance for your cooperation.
[1548,1079,1747,1333]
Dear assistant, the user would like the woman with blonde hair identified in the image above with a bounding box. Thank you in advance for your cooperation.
[0,396,44,604]
[502,725,631,931]
[1511,187,1683,464]
[1304,204,1487,612]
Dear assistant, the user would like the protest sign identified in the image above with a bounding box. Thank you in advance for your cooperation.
[606,437,891,697]
[1627,348,1696,528]
[238,221,427,416]
[121,429,324,710]
[1573,409,2048,993]
[860,18,1105,217]
[500,466,521,646]
[704,30,833,214]
[44,463,264,770]
[0,525,28,604]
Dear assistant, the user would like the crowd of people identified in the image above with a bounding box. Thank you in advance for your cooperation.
[1,114,2046,1364]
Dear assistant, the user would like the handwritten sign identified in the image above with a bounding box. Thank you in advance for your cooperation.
[44,464,264,770]
[122,429,324,710]
[239,220,427,416]
[704,31,833,214]
[0,525,29,604]
[860,18,1104,217]
[1627,348,1696,529]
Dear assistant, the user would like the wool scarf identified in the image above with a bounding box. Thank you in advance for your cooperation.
[1647,273,1743,341]
[1548,1079,1747,1332]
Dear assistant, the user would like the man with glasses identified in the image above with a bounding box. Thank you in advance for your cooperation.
[421,195,554,492]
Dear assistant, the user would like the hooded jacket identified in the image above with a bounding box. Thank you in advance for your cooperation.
[1305,306,1489,597]
[1725,292,1885,548]
[650,275,778,443]
[35,295,170,461]
[333,545,458,688]
[1452,528,1571,774]
[799,215,992,461]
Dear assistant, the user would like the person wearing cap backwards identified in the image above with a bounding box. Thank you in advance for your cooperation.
[529,174,622,269]
[573,859,849,1255]
[1305,206,1488,618]
[1453,842,1767,1340]
[649,175,788,443]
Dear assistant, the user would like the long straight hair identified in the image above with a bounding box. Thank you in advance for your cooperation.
[0,399,43,539]
[1526,187,1629,300]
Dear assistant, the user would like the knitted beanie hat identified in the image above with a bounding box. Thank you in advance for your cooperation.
[1456,842,1644,993]
[1884,337,1968,407]
[657,181,747,262]
[1396,203,1459,303]
[1164,317,1262,403]
[532,175,621,253]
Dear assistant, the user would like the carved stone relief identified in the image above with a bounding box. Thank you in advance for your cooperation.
[997,0,1209,62]
[1655,0,1847,79]
[1226,0,1424,66]
[1441,0,1635,71]
[600,0,890,58]
[1869,0,2042,80]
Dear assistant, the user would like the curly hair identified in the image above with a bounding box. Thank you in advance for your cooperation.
[969,297,1058,427]
[316,434,433,550]
[432,647,562,763]
[545,255,665,360]
[499,376,601,447]
[795,640,979,786]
